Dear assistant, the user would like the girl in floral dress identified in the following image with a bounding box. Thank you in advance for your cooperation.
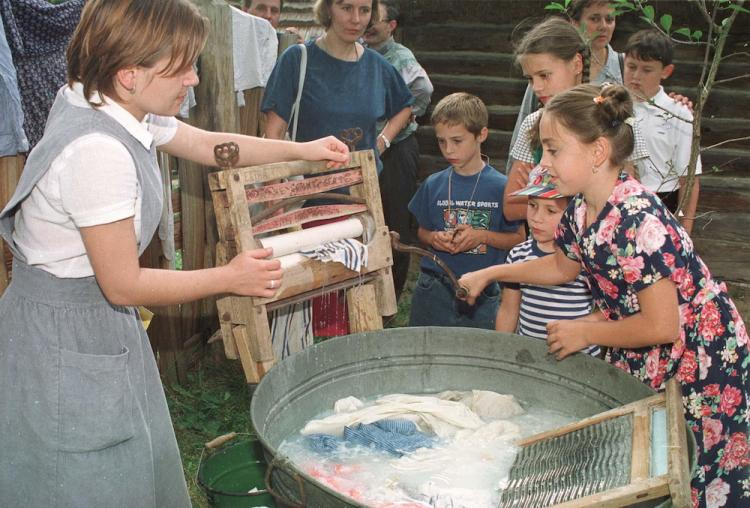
[460,83,749,508]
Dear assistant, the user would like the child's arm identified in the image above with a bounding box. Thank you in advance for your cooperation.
[546,277,680,359]
[459,248,581,305]
[450,223,525,254]
[676,176,700,235]
[503,161,535,221]
[417,226,454,254]
[495,287,521,333]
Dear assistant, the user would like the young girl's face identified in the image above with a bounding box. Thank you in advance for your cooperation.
[527,197,567,246]
[329,0,373,42]
[574,2,616,52]
[123,57,198,120]
[538,112,595,196]
[519,53,582,105]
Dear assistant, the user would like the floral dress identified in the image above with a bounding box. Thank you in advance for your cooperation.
[555,173,750,508]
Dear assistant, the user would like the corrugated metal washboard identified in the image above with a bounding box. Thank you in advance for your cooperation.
[499,378,693,508]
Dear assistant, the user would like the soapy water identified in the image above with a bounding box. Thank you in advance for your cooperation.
[278,396,576,507]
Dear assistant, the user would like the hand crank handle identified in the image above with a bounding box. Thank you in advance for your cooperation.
[389,231,469,300]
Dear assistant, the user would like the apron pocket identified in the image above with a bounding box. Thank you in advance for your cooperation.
[58,346,136,452]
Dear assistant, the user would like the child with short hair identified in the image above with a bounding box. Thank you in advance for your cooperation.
[498,167,600,357]
[408,92,524,329]
[624,29,701,234]
[460,83,749,506]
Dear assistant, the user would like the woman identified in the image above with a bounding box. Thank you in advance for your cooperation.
[261,0,414,336]
[0,1,347,506]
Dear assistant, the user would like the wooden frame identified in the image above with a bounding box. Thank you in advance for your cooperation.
[209,150,396,382]
[512,379,692,507]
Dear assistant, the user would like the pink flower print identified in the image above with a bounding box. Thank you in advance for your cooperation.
[702,418,723,451]
[698,346,711,381]
[681,304,696,328]
[617,255,645,284]
[705,477,730,507]
[672,268,695,300]
[704,384,721,397]
[646,348,661,380]
[677,350,697,383]
[635,214,668,255]
[595,208,620,246]
[718,432,750,472]
[666,224,682,252]
[719,386,743,416]
[670,336,685,360]
[594,274,619,299]
[611,179,642,203]
[662,252,676,269]
[575,203,587,230]
[699,300,725,343]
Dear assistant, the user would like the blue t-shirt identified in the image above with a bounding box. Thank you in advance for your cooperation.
[408,164,520,277]
[261,41,414,172]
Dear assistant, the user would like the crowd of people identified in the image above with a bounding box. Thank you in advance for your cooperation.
[0,0,746,507]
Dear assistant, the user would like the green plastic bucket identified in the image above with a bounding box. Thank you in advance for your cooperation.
[197,438,276,508]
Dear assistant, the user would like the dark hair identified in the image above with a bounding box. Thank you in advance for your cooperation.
[68,0,207,107]
[624,29,674,66]
[379,0,399,24]
[314,0,380,29]
[243,0,284,10]
[431,92,488,137]
[568,0,612,22]
[514,17,591,85]
[544,83,635,166]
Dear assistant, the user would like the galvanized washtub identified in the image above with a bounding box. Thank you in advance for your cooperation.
[250,327,683,507]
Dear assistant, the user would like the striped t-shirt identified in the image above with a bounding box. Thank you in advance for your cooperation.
[505,239,600,356]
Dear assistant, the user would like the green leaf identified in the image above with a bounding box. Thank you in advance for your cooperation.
[692,30,703,41]
[674,27,692,37]
[544,2,566,11]
[565,0,572,8]
[660,14,673,32]
[643,5,655,21]
[728,4,750,14]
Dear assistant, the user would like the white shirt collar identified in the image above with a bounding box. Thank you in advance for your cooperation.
[64,82,154,150]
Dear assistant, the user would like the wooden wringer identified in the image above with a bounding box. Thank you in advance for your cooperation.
[209,142,396,383]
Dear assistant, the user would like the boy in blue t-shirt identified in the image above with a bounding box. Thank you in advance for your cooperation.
[408,93,525,328]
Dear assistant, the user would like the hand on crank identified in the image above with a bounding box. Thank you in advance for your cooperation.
[546,319,592,360]
[450,224,485,254]
[430,230,455,253]
[226,247,283,298]
[457,268,492,305]
[302,136,350,168]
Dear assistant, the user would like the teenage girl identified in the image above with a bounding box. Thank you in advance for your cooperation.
[461,83,749,507]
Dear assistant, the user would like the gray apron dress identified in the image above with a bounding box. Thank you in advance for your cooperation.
[0,91,191,507]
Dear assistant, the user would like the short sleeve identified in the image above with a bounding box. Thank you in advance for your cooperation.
[628,120,649,162]
[504,245,524,290]
[407,175,435,231]
[382,61,415,120]
[509,110,538,164]
[554,200,583,263]
[148,114,178,146]
[611,210,682,293]
[260,44,303,124]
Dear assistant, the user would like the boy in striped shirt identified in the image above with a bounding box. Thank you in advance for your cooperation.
[496,166,600,356]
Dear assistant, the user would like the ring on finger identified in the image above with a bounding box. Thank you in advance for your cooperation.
[269,280,276,289]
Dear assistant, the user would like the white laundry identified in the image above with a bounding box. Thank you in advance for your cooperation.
[300,393,486,439]
[334,396,365,414]
[231,7,278,99]
[300,238,368,273]
[438,390,525,420]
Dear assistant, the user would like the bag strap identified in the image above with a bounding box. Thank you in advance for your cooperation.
[617,51,625,81]
[288,43,307,142]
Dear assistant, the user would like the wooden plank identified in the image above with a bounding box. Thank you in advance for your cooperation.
[631,407,651,481]
[231,325,260,384]
[215,243,238,359]
[239,87,264,137]
[693,237,750,285]
[232,156,362,185]
[230,296,274,362]
[253,204,368,234]
[225,169,261,252]
[245,169,363,203]
[0,154,25,291]
[346,283,383,333]
[552,475,670,507]
[666,378,692,508]
[348,151,386,229]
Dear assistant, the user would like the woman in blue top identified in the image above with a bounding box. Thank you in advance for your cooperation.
[261,0,413,336]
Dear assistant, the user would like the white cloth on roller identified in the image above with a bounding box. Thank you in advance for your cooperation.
[437,390,525,420]
[301,394,486,439]
[260,217,365,259]
[300,238,368,272]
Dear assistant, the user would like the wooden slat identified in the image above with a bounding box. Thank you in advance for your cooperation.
[552,475,670,507]
[666,379,692,508]
[0,154,25,291]
[245,169,363,203]
[631,407,652,481]
[231,325,260,384]
[226,169,260,252]
[253,204,368,234]
[346,283,383,333]
[230,156,362,186]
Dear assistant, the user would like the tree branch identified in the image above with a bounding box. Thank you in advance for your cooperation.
[721,51,750,61]
[701,136,750,152]
[712,73,750,85]
[629,89,694,124]
[633,0,707,45]
[695,0,719,29]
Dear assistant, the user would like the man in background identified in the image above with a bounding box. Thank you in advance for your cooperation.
[364,0,434,302]
[243,0,302,43]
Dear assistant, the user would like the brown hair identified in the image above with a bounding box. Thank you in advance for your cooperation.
[624,29,674,66]
[568,0,612,22]
[544,83,635,166]
[67,0,208,107]
[431,92,488,137]
[244,0,284,10]
[314,0,380,30]
[514,17,591,85]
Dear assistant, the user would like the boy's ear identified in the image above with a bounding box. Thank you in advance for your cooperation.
[477,126,489,143]
[661,63,675,80]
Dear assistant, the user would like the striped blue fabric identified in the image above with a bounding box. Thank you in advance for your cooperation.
[300,238,368,273]
[505,239,600,356]
[343,419,434,456]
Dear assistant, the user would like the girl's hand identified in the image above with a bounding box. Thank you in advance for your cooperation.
[430,230,455,253]
[458,269,491,305]
[546,319,592,360]
[450,224,484,254]
[302,136,350,168]
[226,248,283,298]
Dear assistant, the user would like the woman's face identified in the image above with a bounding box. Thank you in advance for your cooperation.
[575,2,616,51]
[124,58,198,119]
[519,53,582,105]
[328,0,373,42]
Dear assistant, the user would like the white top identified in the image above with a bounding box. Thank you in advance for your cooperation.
[633,86,702,193]
[13,83,178,278]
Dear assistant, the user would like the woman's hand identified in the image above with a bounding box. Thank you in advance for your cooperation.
[301,136,350,168]
[546,319,592,360]
[226,248,283,298]
[458,268,492,305]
